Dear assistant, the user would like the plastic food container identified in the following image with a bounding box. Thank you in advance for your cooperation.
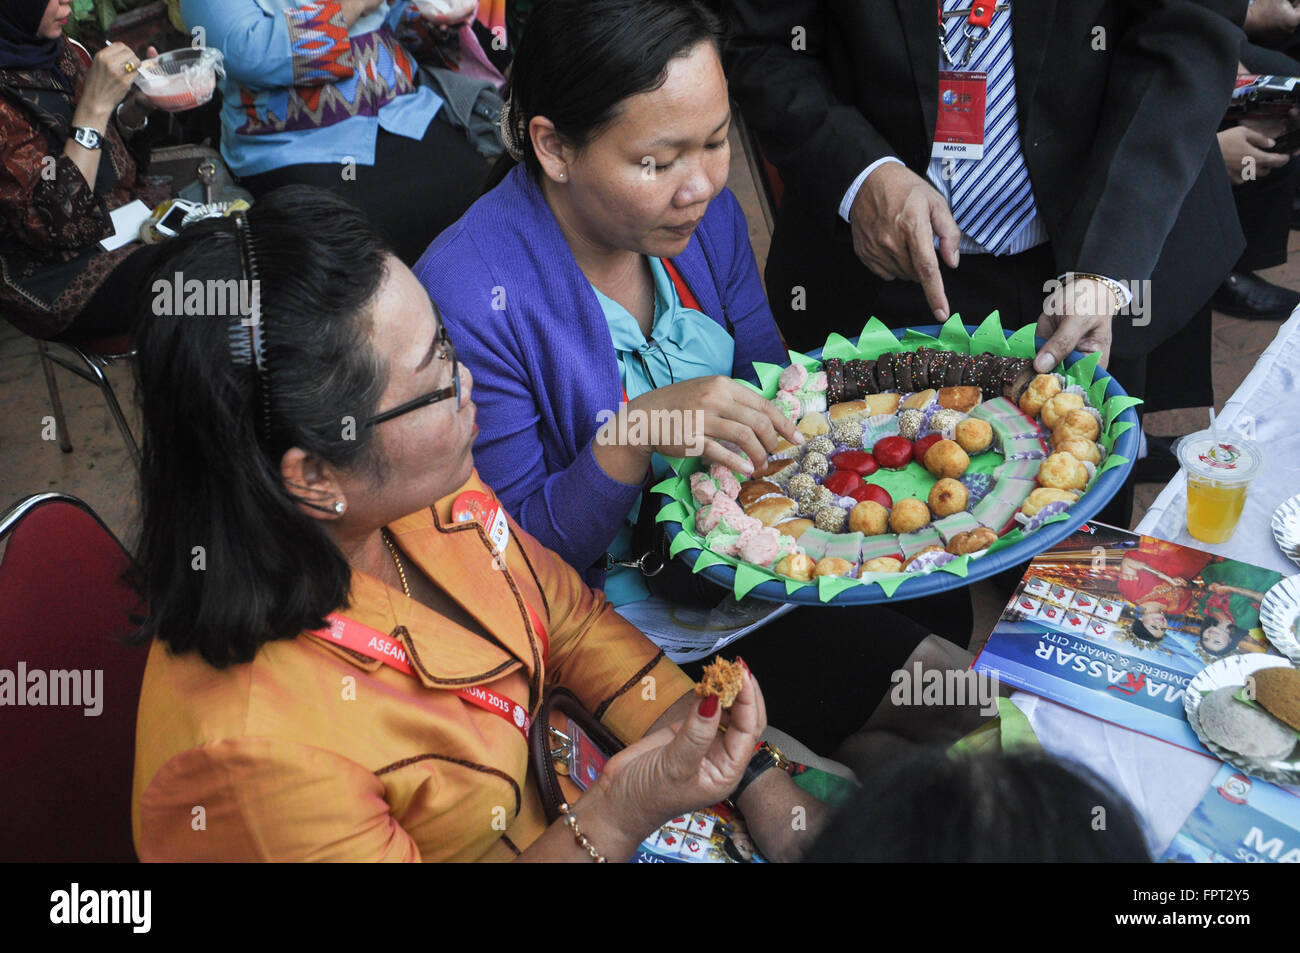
[134,47,224,112]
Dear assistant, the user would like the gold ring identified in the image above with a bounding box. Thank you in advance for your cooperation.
[124,62,137,73]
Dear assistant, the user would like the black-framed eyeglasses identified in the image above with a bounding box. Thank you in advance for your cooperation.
[364,323,461,428]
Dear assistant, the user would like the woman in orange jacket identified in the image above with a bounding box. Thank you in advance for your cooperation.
[128,186,832,862]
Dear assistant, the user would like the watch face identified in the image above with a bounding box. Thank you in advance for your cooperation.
[74,127,100,149]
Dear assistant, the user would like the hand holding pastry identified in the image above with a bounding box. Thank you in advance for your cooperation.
[597,663,765,840]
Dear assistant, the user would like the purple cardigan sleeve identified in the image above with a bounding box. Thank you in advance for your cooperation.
[415,229,643,575]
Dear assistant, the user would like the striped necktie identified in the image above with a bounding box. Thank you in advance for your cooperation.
[941,0,1039,255]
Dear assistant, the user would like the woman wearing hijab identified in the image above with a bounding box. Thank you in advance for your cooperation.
[0,0,164,339]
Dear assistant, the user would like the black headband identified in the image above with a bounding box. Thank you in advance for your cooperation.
[231,210,272,445]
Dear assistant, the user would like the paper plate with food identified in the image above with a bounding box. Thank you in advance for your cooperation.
[1184,654,1300,785]
[654,315,1142,605]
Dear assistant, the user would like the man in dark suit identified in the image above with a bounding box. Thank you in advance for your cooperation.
[722,0,1247,415]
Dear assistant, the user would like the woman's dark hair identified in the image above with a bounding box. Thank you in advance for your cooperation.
[130,186,391,668]
[1129,617,1161,644]
[1197,620,1248,657]
[803,748,1151,863]
[488,0,722,188]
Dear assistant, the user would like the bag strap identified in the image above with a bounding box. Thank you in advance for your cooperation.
[528,687,625,822]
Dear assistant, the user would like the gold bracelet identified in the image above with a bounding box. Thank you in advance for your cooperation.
[557,802,606,863]
[1065,272,1124,314]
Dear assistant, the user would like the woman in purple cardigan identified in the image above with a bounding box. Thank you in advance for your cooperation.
[415,0,961,755]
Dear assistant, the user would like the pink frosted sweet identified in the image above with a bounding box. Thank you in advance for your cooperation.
[802,371,828,394]
[718,511,761,535]
[689,472,721,505]
[696,494,742,534]
[738,526,782,566]
[778,363,808,393]
[707,462,741,499]
[773,391,801,420]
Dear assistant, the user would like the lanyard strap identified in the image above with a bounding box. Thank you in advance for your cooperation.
[313,611,544,738]
[937,1,1002,68]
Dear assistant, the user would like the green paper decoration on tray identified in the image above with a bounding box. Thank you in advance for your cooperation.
[652,314,1140,602]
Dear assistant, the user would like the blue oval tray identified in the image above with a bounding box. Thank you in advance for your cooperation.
[661,325,1140,605]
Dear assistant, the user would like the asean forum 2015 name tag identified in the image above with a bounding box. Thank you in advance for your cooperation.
[932,70,988,160]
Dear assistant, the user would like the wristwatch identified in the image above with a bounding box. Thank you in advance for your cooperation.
[731,740,793,803]
[71,126,102,150]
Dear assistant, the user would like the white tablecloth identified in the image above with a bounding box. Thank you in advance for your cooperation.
[1010,308,1300,857]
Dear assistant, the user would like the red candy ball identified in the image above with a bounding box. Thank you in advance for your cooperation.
[913,433,943,462]
[872,436,913,470]
[850,483,894,508]
[822,469,862,497]
[831,450,879,476]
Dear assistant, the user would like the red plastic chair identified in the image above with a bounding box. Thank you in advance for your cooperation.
[0,493,149,861]
[37,332,141,468]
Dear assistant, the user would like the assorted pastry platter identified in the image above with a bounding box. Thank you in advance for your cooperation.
[656,317,1142,605]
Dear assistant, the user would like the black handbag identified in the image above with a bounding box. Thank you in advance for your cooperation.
[623,485,725,609]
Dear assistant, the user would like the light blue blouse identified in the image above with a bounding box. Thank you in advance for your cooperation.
[591,256,735,607]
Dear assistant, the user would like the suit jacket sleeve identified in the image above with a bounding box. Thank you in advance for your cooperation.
[1053,0,1245,281]
[723,0,898,234]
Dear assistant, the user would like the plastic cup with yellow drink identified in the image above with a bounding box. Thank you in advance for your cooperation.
[1176,430,1264,544]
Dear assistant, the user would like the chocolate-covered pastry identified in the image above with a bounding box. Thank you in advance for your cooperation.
[875,353,895,391]
[858,359,879,394]
[896,351,917,391]
[913,350,930,388]
[824,357,845,404]
[977,355,1003,396]
[960,355,980,386]
[926,350,950,388]
[944,358,966,387]
[1002,359,1035,403]
[845,358,876,396]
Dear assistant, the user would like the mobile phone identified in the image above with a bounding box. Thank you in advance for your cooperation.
[154,199,198,238]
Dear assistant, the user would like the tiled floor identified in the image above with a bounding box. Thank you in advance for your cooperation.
[2,129,1296,633]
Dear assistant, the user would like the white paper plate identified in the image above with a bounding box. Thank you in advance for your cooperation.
[1184,654,1300,785]
[1261,576,1300,663]
[1272,493,1300,570]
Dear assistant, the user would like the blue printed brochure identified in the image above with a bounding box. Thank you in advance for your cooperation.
[973,523,1286,752]
[1162,764,1300,862]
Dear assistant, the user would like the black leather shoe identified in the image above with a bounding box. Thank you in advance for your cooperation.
[1132,433,1180,485]
[1212,271,1300,321]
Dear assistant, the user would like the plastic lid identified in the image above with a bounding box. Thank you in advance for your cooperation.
[1176,430,1264,484]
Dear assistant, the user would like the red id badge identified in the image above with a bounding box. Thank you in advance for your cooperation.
[451,489,511,556]
[932,70,987,161]
[566,717,610,792]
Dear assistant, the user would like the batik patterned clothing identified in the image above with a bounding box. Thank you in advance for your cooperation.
[182,0,443,176]
[0,39,167,338]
